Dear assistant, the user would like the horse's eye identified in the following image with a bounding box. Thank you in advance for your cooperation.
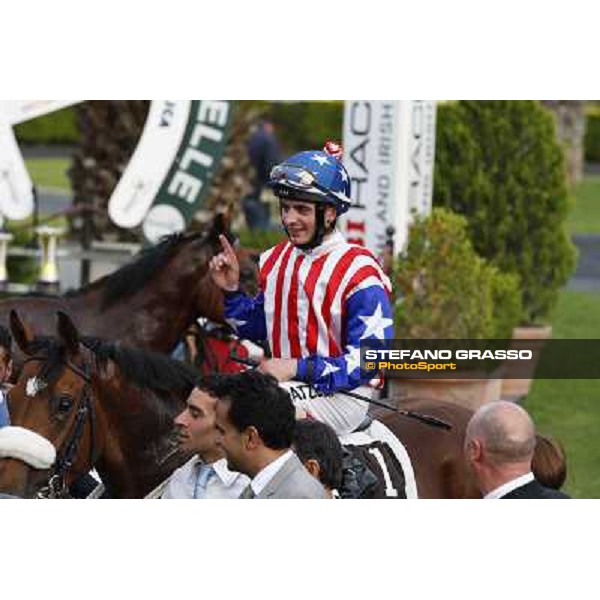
[57,396,73,413]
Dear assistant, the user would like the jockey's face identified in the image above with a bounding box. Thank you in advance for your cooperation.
[281,199,337,246]
[174,388,221,462]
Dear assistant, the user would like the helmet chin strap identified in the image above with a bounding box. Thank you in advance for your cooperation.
[282,203,329,251]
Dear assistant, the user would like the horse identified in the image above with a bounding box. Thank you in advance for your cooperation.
[363,403,565,499]
[0,310,199,498]
[0,308,478,499]
[0,214,259,375]
[0,314,558,500]
[364,402,481,498]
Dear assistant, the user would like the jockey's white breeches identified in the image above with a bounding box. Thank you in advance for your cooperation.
[279,382,370,437]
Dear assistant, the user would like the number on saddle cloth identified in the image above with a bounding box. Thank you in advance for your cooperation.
[339,441,407,499]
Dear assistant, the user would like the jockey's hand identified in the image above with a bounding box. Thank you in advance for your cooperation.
[209,234,240,292]
[258,358,297,382]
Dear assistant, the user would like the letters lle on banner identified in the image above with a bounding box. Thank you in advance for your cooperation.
[142,100,234,243]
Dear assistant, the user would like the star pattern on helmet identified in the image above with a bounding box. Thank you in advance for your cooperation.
[311,154,330,166]
[340,169,348,182]
[359,303,394,340]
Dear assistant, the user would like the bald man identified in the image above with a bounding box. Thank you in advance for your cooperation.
[464,401,570,499]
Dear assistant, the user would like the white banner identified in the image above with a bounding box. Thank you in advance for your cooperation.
[0,100,80,125]
[342,100,436,257]
[108,100,192,229]
[0,116,34,220]
[0,99,81,222]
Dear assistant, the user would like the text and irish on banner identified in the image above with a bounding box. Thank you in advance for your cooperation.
[341,101,437,258]
[108,100,234,244]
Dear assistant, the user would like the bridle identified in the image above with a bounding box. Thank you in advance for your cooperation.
[23,355,98,499]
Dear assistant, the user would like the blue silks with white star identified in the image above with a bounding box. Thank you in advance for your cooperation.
[224,284,394,395]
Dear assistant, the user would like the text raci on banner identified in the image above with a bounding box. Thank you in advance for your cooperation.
[341,101,436,259]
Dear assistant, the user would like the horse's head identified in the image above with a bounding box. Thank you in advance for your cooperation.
[0,311,102,498]
[172,213,260,322]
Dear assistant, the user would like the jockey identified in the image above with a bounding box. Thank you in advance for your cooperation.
[209,141,394,436]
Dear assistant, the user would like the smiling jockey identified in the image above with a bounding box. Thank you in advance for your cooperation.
[209,142,394,436]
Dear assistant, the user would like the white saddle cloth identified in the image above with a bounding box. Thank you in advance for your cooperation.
[340,419,419,499]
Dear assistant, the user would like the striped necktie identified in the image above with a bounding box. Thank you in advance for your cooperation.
[240,484,255,499]
[193,464,215,499]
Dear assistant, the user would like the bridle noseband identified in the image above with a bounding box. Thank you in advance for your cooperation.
[23,355,98,499]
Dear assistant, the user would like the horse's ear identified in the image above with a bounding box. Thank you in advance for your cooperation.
[56,311,79,356]
[208,209,235,246]
[9,310,34,355]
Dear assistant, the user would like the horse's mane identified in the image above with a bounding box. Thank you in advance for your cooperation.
[82,337,199,396]
[26,335,199,399]
[63,230,207,309]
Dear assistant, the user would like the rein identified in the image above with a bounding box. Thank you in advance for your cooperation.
[229,351,453,431]
[23,355,99,499]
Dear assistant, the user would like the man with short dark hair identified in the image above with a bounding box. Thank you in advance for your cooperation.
[292,419,343,498]
[464,401,570,499]
[162,386,249,499]
[212,371,326,499]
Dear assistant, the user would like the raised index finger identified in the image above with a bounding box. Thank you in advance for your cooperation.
[219,234,237,260]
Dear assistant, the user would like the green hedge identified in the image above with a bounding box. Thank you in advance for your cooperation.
[245,101,344,154]
[13,107,80,145]
[584,111,600,163]
[434,100,577,325]
[393,207,521,340]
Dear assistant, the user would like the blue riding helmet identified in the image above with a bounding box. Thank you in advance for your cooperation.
[269,149,352,215]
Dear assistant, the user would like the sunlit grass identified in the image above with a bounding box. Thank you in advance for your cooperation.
[24,158,71,192]
[524,290,600,498]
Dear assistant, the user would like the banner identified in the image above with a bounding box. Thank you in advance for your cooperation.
[341,101,436,258]
[0,100,80,222]
[108,100,192,229]
[0,100,80,125]
[0,115,34,220]
[141,100,234,243]
[0,100,233,238]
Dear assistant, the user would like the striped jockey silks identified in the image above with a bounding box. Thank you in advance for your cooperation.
[224,231,394,396]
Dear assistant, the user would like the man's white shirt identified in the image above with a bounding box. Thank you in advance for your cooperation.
[484,472,535,499]
[249,449,293,496]
[162,456,249,499]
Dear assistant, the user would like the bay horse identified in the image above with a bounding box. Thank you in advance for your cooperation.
[0,312,559,499]
[0,311,199,498]
[0,214,258,375]
[0,310,480,499]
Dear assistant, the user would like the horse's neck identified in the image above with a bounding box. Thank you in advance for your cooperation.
[92,376,188,498]
[63,267,204,352]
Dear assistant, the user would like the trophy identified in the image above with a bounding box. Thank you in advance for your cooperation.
[0,232,13,291]
[35,225,65,293]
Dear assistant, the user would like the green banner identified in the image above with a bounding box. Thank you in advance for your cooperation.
[142,100,235,242]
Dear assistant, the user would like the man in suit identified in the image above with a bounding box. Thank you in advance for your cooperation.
[464,401,570,499]
[213,370,327,499]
